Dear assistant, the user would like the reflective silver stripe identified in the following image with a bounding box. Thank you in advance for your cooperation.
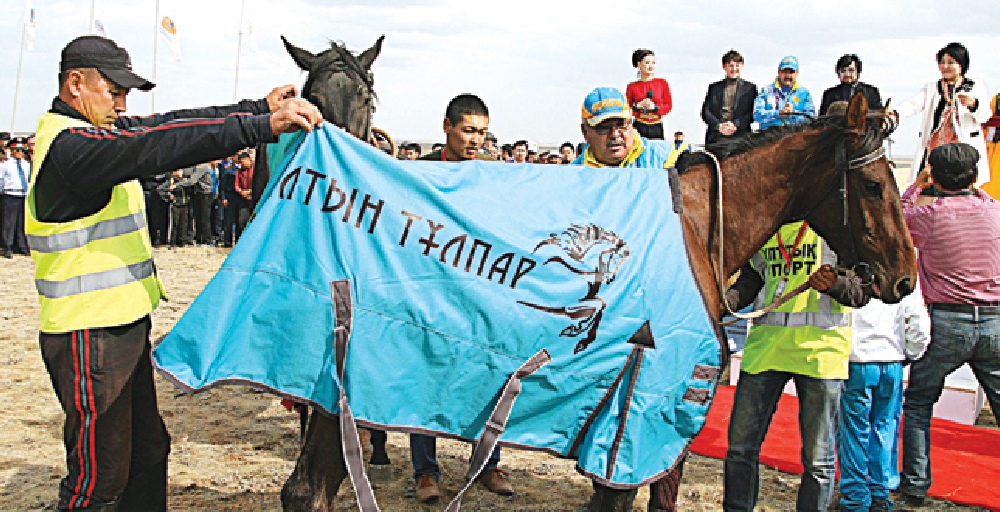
[755,311,852,329]
[35,259,155,299]
[27,212,146,253]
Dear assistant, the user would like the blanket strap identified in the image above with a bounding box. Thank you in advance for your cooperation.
[667,167,684,214]
[445,349,552,512]
[331,280,381,512]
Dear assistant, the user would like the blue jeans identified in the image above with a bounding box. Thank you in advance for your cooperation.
[901,308,1000,497]
[837,361,904,511]
[723,371,842,512]
[410,433,501,481]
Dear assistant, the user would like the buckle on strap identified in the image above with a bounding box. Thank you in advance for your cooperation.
[484,419,505,434]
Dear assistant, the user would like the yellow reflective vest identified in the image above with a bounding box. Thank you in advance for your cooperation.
[741,222,852,379]
[665,141,690,169]
[26,112,164,333]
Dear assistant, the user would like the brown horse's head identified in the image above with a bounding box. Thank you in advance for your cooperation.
[802,93,917,304]
[281,35,384,140]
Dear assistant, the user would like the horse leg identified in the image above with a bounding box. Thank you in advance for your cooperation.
[366,428,393,484]
[586,482,637,512]
[368,429,390,465]
[647,451,687,511]
[281,413,347,512]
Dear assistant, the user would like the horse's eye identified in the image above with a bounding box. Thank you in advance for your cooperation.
[864,181,882,197]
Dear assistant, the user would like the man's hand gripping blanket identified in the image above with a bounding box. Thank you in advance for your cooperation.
[152,125,723,488]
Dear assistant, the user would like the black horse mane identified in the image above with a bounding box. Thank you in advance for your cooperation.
[676,112,891,173]
[301,40,376,101]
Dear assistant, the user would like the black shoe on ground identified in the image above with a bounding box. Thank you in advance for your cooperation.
[900,492,925,507]
[869,498,890,512]
[2,250,12,259]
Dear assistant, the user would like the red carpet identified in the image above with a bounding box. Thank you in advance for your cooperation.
[690,385,1000,510]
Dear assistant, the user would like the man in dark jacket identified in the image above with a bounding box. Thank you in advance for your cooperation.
[157,169,195,247]
[140,173,170,246]
[701,49,758,145]
[819,54,883,115]
[188,163,214,244]
[29,35,321,511]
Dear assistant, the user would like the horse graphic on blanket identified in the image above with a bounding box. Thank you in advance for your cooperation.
[518,223,629,353]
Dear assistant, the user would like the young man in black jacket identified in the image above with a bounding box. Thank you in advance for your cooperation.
[701,49,758,145]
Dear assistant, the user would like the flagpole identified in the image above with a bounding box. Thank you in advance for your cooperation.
[152,0,159,113]
[10,18,28,132]
[233,0,245,102]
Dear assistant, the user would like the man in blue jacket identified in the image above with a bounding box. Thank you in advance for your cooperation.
[753,55,816,130]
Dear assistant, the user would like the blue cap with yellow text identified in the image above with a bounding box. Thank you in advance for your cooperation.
[581,87,631,126]
[778,55,799,71]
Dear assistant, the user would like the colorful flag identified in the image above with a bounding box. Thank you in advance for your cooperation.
[22,0,35,52]
[92,18,109,38]
[159,16,181,62]
[240,21,259,56]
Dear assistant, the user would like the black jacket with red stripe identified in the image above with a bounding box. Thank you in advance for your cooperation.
[33,97,275,223]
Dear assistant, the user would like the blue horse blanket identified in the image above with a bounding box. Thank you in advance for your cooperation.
[153,125,723,488]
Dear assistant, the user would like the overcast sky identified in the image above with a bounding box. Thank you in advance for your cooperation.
[2,0,999,155]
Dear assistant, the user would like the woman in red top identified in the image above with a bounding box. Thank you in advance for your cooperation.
[627,48,672,140]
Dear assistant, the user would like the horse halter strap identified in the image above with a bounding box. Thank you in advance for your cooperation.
[832,140,885,284]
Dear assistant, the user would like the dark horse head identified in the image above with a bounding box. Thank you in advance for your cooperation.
[282,35,384,139]
[252,35,385,206]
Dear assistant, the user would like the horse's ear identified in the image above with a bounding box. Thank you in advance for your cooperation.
[281,35,316,72]
[846,91,868,135]
[357,35,385,70]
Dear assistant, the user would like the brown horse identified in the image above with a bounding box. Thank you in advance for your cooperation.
[584,92,915,510]
[277,85,916,510]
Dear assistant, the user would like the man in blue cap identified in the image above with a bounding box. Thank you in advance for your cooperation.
[753,55,816,130]
[572,86,687,512]
[572,86,673,168]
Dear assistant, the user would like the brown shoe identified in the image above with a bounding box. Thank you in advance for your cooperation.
[415,473,440,504]
[477,468,514,496]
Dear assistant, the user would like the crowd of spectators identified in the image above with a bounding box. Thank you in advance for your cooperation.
[133,149,257,249]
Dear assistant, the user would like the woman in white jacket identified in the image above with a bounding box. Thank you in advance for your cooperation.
[892,42,992,186]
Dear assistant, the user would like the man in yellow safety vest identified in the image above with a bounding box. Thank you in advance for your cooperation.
[722,222,870,512]
[28,35,321,511]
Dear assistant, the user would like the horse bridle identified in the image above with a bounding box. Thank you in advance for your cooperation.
[709,134,887,324]
[304,54,396,155]
[800,138,886,287]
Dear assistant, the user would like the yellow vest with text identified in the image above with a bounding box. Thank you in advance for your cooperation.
[665,141,690,168]
[741,222,852,379]
[26,112,164,333]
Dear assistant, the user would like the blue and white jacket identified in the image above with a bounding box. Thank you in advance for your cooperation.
[753,79,816,130]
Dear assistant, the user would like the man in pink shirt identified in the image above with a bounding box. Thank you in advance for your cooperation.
[899,142,1000,506]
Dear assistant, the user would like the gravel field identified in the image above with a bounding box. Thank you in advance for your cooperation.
[0,245,988,511]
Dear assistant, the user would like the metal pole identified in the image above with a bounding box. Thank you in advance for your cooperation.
[10,22,28,132]
[89,0,96,33]
[233,0,246,102]
[151,0,159,113]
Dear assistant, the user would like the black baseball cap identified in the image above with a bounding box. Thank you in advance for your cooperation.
[60,35,155,91]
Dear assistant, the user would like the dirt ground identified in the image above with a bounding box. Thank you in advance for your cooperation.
[0,246,991,511]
